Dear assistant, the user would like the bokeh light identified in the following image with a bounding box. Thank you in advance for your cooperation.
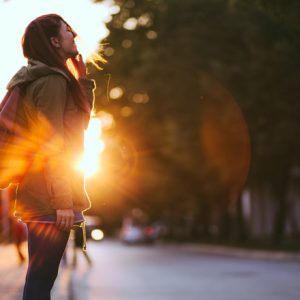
[120,106,134,117]
[146,30,158,40]
[123,17,138,30]
[91,229,104,241]
[110,86,124,99]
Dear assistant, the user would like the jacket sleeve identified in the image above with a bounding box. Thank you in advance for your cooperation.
[32,74,73,210]
[79,77,95,111]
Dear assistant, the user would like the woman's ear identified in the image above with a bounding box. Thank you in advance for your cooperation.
[50,37,61,48]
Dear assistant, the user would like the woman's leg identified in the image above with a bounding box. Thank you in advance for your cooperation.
[22,223,70,300]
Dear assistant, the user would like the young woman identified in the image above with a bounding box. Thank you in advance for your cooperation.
[6,14,96,299]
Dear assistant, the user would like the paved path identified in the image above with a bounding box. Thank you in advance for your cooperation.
[70,240,300,300]
[1,240,300,300]
[0,242,71,300]
[0,244,25,300]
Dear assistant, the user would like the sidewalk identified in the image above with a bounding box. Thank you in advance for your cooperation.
[0,242,71,300]
[0,243,25,300]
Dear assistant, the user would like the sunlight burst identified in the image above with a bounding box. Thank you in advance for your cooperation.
[77,117,105,177]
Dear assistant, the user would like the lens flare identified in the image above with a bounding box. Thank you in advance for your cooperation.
[77,116,105,177]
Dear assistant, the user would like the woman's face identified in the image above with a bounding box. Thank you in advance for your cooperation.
[55,21,78,60]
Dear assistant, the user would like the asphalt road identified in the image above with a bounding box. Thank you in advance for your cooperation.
[1,239,300,300]
[67,240,300,300]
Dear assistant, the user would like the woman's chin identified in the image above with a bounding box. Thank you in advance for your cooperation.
[67,50,79,59]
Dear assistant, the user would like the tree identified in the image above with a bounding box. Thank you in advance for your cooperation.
[91,0,300,242]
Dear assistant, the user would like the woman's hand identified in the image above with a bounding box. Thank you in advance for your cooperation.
[71,54,87,78]
[56,209,74,231]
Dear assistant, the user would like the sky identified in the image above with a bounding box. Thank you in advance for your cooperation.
[0,0,118,98]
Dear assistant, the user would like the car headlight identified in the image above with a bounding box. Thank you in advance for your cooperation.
[91,229,104,241]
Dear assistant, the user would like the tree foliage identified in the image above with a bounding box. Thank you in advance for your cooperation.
[91,0,300,240]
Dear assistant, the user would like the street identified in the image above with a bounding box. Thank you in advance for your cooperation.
[70,240,300,300]
[1,239,300,300]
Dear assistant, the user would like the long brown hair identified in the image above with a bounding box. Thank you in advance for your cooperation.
[22,14,89,114]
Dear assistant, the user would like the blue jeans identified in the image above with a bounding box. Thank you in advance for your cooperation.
[22,223,70,300]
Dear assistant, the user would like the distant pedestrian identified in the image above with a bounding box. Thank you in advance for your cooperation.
[11,217,27,264]
[4,13,99,299]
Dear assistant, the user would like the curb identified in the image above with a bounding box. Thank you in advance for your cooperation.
[176,243,300,261]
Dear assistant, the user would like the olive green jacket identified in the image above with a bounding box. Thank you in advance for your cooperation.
[7,59,95,219]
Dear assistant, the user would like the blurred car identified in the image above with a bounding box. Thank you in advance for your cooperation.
[120,222,161,244]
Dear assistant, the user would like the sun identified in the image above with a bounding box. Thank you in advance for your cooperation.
[77,116,105,177]
[76,111,115,177]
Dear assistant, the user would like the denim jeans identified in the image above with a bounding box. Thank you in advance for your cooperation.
[22,223,70,300]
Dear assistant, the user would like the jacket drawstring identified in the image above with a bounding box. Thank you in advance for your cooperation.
[73,221,87,252]
[80,221,87,252]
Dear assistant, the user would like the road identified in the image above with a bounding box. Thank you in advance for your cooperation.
[1,239,300,300]
[69,240,300,300]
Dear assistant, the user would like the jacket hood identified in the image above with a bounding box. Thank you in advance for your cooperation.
[6,59,70,90]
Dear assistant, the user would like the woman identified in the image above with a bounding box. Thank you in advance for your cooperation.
[6,14,96,299]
